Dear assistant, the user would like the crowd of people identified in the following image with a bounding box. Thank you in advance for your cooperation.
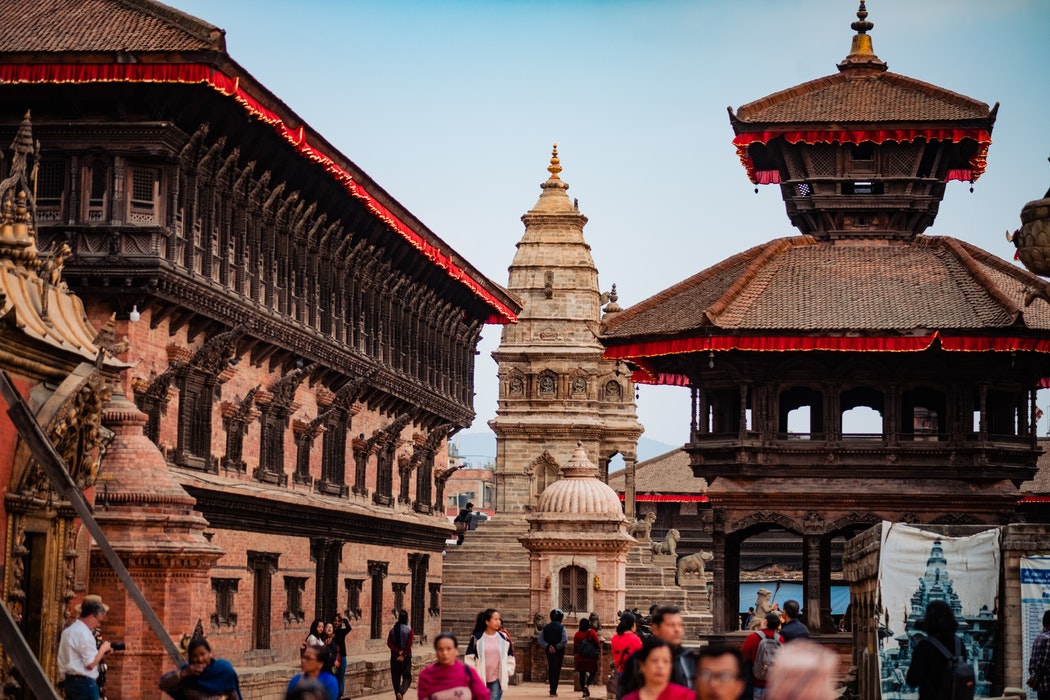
[56,593,1050,700]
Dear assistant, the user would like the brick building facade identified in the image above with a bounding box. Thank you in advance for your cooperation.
[0,0,518,696]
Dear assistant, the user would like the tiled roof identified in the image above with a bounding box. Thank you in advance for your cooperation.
[732,71,992,128]
[602,236,1050,339]
[0,0,221,54]
[607,448,706,495]
[1021,439,1050,495]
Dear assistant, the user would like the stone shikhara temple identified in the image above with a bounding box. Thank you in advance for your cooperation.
[601,0,1050,644]
[0,0,518,696]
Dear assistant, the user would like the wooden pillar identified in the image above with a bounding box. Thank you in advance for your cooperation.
[802,533,822,634]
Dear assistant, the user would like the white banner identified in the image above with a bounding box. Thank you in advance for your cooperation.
[877,522,1000,700]
[1020,557,1050,700]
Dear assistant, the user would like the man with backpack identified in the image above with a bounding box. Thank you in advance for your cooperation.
[537,608,568,697]
[454,502,473,545]
[905,600,974,700]
[742,613,782,699]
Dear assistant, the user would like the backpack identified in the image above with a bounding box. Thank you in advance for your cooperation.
[926,636,975,700]
[578,636,599,659]
[751,632,781,682]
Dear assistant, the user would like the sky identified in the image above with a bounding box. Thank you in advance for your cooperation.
[168,0,1050,448]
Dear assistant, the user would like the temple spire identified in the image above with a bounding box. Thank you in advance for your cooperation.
[838,1,887,73]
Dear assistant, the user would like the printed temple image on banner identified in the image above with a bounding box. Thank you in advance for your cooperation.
[877,523,1000,700]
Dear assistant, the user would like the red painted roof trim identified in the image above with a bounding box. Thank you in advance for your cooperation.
[0,62,517,324]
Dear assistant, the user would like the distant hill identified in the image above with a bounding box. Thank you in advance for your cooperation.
[450,431,678,470]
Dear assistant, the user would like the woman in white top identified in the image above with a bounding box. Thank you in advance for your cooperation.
[465,609,516,700]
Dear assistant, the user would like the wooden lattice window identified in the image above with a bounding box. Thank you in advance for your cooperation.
[283,576,307,624]
[345,579,363,621]
[560,565,588,616]
[318,409,349,496]
[36,159,65,222]
[83,159,109,222]
[176,368,216,471]
[211,578,239,628]
[128,166,160,225]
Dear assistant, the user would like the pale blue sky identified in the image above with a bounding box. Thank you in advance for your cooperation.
[169,0,1050,446]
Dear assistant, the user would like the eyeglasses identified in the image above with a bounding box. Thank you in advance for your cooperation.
[698,671,741,684]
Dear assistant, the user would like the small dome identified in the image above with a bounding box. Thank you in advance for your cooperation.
[535,443,624,517]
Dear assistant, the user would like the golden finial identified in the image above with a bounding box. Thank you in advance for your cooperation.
[838,0,886,73]
[547,143,562,180]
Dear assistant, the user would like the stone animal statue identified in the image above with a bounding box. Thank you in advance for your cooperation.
[533,611,545,631]
[588,611,601,632]
[651,528,680,557]
[677,550,714,579]
[627,512,657,540]
[748,587,774,630]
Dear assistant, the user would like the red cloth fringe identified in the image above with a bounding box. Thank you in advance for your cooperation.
[0,63,516,325]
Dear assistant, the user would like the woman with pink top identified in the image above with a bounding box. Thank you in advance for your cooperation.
[465,609,516,700]
[418,633,490,700]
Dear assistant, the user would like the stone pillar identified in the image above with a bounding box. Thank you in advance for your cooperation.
[623,458,637,518]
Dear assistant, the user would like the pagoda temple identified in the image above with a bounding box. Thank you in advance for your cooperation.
[600,2,1050,635]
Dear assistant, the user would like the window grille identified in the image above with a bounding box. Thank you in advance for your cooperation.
[560,565,588,615]
[211,578,239,627]
[283,576,307,624]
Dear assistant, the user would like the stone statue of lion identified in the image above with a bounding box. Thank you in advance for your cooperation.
[748,587,774,629]
[651,528,680,557]
[677,550,714,579]
[627,512,657,540]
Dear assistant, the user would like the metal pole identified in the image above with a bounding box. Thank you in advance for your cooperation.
[0,370,187,668]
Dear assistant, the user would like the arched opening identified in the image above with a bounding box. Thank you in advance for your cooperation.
[779,387,823,438]
[840,387,884,438]
[733,524,803,631]
[901,387,947,441]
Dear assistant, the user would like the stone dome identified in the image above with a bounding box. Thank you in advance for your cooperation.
[535,443,624,518]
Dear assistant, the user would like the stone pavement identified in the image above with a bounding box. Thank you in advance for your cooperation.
[373,679,595,700]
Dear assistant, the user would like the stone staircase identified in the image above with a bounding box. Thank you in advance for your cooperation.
[442,515,534,644]
[624,542,713,642]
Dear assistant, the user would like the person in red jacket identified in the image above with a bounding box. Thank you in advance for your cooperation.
[741,613,782,699]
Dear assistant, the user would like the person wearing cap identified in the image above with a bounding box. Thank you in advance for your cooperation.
[538,609,568,696]
[58,597,112,700]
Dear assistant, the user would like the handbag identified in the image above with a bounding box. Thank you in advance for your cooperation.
[578,637,599,659]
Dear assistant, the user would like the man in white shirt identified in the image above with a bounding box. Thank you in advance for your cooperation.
[58,599,112,700]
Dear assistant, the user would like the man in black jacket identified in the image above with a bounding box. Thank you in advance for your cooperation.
[537,609,568,696]
[779,600,809,643]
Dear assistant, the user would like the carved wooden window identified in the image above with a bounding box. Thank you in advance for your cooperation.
[248,551,279,650]
[391,582,407,618]
[283,576,307,624]
[211,578,239,627]
[222,415,249,474]
[293,428,315,486]
[319,409,349,496]
[559,565,588,615]
[257,411,287,484]
[128,166,160,225]
[344,579,363,621]
[414,450,434,515]
[83,159,109,223]
[176,369,216,471]
[428,583,441,618]
[409,553,429,633]
[368,561,388,639]
[374,442,395,506]
[36,159,66,223]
